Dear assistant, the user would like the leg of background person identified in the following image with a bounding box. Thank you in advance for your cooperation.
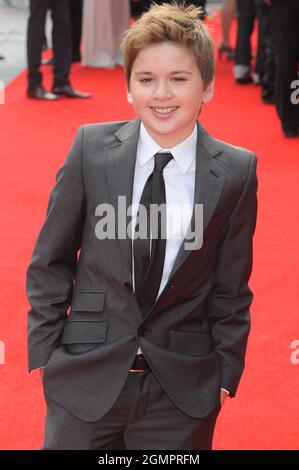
[260,3,276,103]
[254,0,268,83]
[235,0,255,66]
[234,0,256,82]
[188,0,206,8]
[130,0,151,19]
[70,0,83,61]
[50,0,72,88]
[221,0,236,47]
[271,0,299,133]
[186,0,206,19]
[27,0,50,90]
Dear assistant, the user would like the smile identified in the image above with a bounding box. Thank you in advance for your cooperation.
[150,106,179,117]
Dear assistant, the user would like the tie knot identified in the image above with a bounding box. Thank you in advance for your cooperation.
[154,152,173,172]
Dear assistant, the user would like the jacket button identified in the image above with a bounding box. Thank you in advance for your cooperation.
[124,282,133,292]
[139,327,147,336]
[139,326,151,335]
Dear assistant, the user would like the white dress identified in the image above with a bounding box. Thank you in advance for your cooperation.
[82,0,131,68]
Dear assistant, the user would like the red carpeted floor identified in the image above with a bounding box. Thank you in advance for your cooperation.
[0,12,298,450]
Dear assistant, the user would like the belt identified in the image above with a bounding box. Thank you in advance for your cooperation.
[129,354,149,372]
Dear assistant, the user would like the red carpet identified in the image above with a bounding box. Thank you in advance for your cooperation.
[0,12,298,449]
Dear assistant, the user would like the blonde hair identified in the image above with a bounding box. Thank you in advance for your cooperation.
[120,1,215,91]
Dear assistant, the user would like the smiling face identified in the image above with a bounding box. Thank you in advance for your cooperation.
[128,41,214,148]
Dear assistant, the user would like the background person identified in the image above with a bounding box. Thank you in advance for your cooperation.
[82,0,130,68]
[27,0,91,100]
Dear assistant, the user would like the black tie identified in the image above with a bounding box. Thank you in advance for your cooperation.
[133,152,174,316]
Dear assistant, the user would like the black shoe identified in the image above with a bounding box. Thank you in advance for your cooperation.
[236,76,253,85]
[52,84,92,99]
[282,125,298,138]
[27,85,59,101]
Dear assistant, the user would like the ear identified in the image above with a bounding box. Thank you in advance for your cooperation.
[127,91,133,104]
[202,79,215,103]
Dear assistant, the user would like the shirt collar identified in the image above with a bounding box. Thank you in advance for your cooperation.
[137,122,197,174]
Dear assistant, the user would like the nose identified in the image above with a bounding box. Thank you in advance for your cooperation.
[152,80,172,100]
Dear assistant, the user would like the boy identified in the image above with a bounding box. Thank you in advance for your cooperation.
[27,2,258,450]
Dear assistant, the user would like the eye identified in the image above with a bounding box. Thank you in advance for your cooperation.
[172,77,187,82]
[139,78,153,83]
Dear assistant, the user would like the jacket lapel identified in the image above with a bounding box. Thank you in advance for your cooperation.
[167,121,227,280]
[104,118,141,277]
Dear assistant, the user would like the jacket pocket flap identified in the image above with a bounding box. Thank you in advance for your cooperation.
[71,291,106,312]
[62,320,108,344]
[169,330,213,357]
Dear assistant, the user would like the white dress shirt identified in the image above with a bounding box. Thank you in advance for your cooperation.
[132,122,196,355]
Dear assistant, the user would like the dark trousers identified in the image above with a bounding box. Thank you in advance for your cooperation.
[42,369,220,450]
[187,0,206,18]
[27,0,71,89]
[130,0,151,18]
[271,0,299,129]
[235,0,256,66]
[130,1,206,18]
[255,0,275,99]
[70,0,83,59]
[186,0,206,7]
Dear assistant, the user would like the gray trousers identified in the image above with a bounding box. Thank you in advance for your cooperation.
[42,369,221,450]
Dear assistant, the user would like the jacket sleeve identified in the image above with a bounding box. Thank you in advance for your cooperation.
[209,153,258,397]
[26,126,85,372]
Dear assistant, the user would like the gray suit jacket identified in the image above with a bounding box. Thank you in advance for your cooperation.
[26,118,258,422]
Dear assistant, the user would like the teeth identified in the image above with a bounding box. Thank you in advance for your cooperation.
[152,107,177,114]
